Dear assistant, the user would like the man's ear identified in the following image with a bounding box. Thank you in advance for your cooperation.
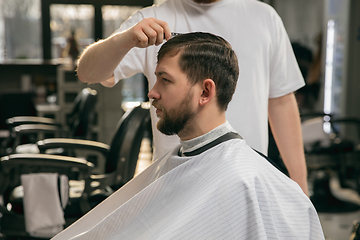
[199,79,216,106]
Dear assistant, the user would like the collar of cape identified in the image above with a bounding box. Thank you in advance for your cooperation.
[177,131,284,172]
[178,131,242,157]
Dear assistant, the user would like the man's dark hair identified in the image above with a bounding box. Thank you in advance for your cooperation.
[157,32,239,111]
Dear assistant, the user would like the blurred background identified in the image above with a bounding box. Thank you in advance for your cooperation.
[0,0,360,239]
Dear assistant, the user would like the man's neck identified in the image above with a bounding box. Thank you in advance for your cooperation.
[177,107,227,141]
[179,121,237,155]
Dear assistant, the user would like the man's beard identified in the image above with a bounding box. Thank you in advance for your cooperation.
[153,92,195,136]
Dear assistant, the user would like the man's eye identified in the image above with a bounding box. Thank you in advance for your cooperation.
[163,78,170,83]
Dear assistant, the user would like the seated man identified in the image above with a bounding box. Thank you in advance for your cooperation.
[52,32,324,240]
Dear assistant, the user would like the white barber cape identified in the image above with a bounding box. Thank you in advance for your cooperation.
[52,134,324,240]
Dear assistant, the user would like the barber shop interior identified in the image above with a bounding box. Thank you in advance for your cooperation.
[0,0,360,239]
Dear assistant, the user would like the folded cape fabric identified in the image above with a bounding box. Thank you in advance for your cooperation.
[52,138,324,239]
[21,173,69,238]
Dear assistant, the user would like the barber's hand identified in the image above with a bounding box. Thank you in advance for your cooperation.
[124,18,171,49]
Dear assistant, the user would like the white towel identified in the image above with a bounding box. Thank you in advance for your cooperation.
[15,143,40,153]
[21,173,69,238]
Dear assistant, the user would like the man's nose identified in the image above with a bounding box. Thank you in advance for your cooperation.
[148,86,160,100]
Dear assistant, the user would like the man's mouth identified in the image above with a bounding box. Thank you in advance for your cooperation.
[155,108,163,119]
[152,101,163,116]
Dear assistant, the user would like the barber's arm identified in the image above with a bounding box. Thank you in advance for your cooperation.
[268,92,309,196]
[77,18,171,86]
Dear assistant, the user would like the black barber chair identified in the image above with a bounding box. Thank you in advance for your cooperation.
[303,114,360,239]
[0,154,94,239]
[0,91,37,156]
[1,88,98,156]
[304,116,360,210]
[0,103,152,239]
[37,103,152,191]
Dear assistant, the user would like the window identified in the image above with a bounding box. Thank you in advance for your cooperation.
[0,0,41,60]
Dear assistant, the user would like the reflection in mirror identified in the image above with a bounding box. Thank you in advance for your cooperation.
[50,4,94,60]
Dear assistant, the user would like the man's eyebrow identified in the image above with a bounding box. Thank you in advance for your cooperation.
[155,71,166,76]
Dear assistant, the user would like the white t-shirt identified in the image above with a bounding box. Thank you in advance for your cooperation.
[114,0,305,159]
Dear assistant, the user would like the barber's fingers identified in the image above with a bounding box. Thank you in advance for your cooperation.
[133,18,171,48]
[143,24,159,46]
[150,22,170,45]
[156,19,171,41]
